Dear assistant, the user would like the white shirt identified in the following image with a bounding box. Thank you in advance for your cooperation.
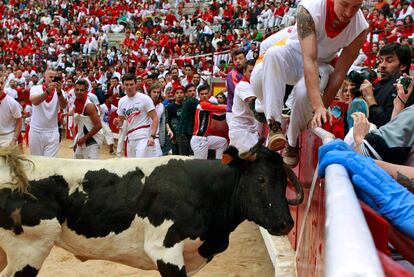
[100,103,117,125]
[117,93,155,140]
[153,103,164,136]
[229,81,258,133]
[286,0,369,63]
[0,94,22,134]
[4,87,18,99]
[24,105,32,124]
[29,85,62,132]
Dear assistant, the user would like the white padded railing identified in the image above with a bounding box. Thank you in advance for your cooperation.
[312,127,384,277]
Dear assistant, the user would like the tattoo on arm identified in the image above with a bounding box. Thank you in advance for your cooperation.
[297,6,316,40]
[396,171,414,194]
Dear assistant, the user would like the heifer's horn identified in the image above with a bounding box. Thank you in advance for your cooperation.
[239,137,265,161]
[284,163,304,205]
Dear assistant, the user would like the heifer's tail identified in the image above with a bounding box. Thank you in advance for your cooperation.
[0,146,34,198]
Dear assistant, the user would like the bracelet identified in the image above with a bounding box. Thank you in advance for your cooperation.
[150,134,156,139]
[397,95,406,105]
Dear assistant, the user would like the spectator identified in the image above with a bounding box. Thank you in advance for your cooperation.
[5,80,18,100]
[29,70,67,157]
[115,73,158,158]
[216,92,227,104]
[229,59,259,156]
[190,84,227,159]
[225,48,246,126]
[360,42,412,128]
[318,139,414,240]
[176,84,199,156]
[73,79,103,160]
[166,86,185,155]
[0,76,22,147]
[148,84,167,157]
[99,96,117,155]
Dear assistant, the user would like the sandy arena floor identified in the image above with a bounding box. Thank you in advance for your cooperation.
[21,139,275,277]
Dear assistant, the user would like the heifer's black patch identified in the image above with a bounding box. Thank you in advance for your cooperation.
[66,168,145,238]
[0,175,69,233]
[14,265,38,277]
[140,158,244,255]
[157,260,186,277]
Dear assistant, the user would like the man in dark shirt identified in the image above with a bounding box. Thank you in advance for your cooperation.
[176,84,199,156]
[361,43,413,127]
[166,86,185,155]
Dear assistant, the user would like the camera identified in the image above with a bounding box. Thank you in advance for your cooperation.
[398,76,412,94]
[53,76,62,82]
[346,69,377,97]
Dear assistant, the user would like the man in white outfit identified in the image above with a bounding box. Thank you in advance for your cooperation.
[29,70,68,156]
[250,0,368,167]
[229,60,259,156]
[73,79,103,159]
[115,73,159,158]
[0,76,22,147]
[100,96,117,154]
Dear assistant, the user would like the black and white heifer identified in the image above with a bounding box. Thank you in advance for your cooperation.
[0,140,302,277]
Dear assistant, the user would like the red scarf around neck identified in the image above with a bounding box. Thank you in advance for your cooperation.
[325,0,350,38]
[74,95,88,114]
[43,83,55,103]
[105,101,112,112]
[241,76,250,83]
[0,92,6,103]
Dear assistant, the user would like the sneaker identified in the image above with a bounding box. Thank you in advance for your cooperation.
[267,120,286,151]
[282,144,299,168]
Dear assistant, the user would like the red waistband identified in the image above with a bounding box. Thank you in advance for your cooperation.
[127,124,150,135]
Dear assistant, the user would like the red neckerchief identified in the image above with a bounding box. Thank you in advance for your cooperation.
[0,92,6,104]
[74,95,88,114]
[241,76,250,83]
[105,101,111,112]
[325,0,350,38]
[43,83,55,103]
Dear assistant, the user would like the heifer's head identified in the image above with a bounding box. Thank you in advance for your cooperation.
[222,138,303,236]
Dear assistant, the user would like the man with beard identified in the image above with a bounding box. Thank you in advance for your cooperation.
[360,43,413,127]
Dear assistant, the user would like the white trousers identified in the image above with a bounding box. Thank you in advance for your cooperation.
[251,44,333,147]
[127,138,162,158]
[28,129,60,157]
[74,144,100,159]
[117,122,128,156]
[0,133,13,147]
[229,130,259,155]
[225,112,233,127]
[102,124,114,145]
[190,135,228,160]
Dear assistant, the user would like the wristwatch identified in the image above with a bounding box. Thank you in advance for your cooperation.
[150,134,156,139]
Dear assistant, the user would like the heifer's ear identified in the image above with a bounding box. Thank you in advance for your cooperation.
[222,146,242,166]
